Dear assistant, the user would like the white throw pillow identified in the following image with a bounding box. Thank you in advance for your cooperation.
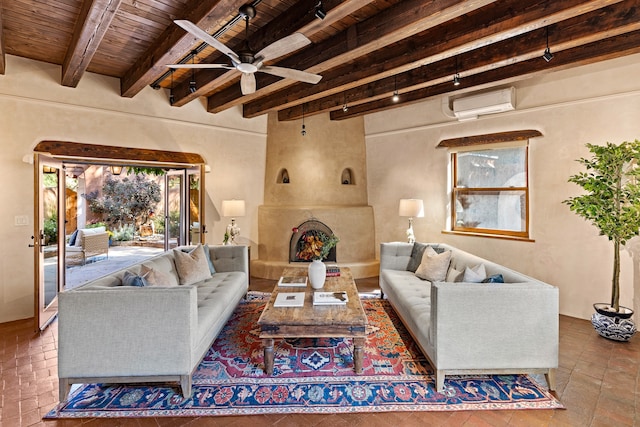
[446,266,463,283]
[140,264,179,287]
[173,244,212,286]
[463,264,487,283]
[415,246,452,282]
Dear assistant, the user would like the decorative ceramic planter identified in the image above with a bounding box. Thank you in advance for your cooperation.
[308,259,326,289]
[591,303,636,342]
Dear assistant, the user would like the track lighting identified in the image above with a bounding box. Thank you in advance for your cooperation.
[189,50,197,93]
[543,27,554,62]
[392,76,399,102]
[453,56,461,86]
[342,104,349,112]
[169,70,175,105]
[301,104,306,136]
[315,1,326,20]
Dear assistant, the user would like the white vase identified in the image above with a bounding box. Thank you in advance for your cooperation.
[308,259,326,289]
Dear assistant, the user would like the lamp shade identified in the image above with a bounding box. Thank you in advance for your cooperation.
[399,199,424,218]
[222,200,246,217]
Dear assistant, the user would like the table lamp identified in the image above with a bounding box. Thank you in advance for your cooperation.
[399,199,424,244]
[222,200,245,244]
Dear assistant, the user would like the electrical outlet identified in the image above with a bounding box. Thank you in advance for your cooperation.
[15,215,29,226]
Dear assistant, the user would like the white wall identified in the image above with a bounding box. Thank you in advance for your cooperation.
[365,53,640,320]
[0,55,267,323]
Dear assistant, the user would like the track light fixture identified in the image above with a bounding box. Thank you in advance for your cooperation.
[392,76,399,102]
[542,27,554,62]
[315,1,326,20]
[189,50,197,93]
[342,93,349,112]
[453,56,461,86]
[301,104,306,136]
[169,70,175,105]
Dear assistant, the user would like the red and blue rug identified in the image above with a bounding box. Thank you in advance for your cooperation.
[46,294,563,418]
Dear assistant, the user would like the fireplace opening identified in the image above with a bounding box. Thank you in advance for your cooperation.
[289,219,337,262]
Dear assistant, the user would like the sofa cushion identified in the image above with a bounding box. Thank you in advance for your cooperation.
[141,264,179,287]
[463,264,487,283]
[122,271,148,287]
[415,246,451,282]
[182,244,216,274]
[406,243,428,272]
[174,244,212,286]
[68,229,79,246]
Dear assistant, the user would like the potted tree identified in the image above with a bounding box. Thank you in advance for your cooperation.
[564,140,639,341]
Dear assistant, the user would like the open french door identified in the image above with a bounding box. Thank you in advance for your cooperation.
[33,154,65,331]
[164,166,204,250]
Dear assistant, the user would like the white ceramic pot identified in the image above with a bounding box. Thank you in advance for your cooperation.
[308,259,326,289]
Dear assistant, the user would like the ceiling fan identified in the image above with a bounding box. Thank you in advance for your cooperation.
[170,5,322,95]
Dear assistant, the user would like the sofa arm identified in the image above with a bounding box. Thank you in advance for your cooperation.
[379,242,414,272]
[210,245,249,275]
[430,281,559,370]
[58,286,198,378]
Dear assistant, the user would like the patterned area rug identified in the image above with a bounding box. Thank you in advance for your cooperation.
[46,294,562,418]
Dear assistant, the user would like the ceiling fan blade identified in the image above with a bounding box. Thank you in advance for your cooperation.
[167,64,234,69]
[254,33,311,64]
[259,66,322,84]
[240,73,256,95]
[174,20,240,64]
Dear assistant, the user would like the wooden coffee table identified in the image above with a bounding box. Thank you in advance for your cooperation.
[257,266,367,375]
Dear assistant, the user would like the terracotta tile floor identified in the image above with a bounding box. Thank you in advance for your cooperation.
[1,277,638,426]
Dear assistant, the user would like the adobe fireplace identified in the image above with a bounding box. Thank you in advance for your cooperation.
[289,219,337,262]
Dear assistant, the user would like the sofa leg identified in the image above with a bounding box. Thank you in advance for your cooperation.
[59,378,71,402]
[545,368,556,391]
[180,375,192,398]
[435,370,445,392]
[380,291,385,299]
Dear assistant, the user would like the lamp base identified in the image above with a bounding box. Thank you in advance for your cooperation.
[227,218,240,244]
[406,218,415,244]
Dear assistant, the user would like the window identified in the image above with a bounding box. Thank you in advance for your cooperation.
[451,145,529,238]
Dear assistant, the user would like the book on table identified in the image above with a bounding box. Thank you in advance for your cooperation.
[326,266,341,277]
[277,276,308,287]
[313,291,348,305]
[274,292,305,307]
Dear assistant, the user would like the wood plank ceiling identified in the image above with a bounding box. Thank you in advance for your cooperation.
[1,0,639,122]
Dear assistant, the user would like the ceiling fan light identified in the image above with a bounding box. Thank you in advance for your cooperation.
[543,47,554,62]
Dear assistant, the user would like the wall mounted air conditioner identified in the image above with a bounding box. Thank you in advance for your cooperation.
[452,87,515,121]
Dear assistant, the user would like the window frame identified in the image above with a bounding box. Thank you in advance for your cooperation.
[450,145,530,239]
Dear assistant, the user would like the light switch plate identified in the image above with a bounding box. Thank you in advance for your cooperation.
[15,215,29,226]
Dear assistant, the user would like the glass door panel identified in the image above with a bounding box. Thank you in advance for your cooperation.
[165,171,185,250]
[187,167,203,245]
[34,155,64,331]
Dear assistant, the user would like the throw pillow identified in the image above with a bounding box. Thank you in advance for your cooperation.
[68,229,78,246]
[173,244,212,286]
[463,264,487,283]
[482,274,504,283]
[140,264,179,287]
[407,243,445,272]
[415,246,452,282]
[406,243,428,272]
[122,271,148,287]
[446,266,463,283]
[182,244,216,274]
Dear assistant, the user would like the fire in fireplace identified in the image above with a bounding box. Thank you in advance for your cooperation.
[289,219,337,262]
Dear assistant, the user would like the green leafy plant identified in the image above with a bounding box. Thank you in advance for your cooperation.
[85,174,161,230]
[43,214,58,245]
[112,224,135,241]
[563,140,640,312]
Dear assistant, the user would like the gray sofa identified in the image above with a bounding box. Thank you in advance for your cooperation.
[58,244,248,401]
[380,242,558,392]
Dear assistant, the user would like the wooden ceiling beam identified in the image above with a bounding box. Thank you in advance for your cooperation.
[247,0,626,119]
[61,0,123,87]
[278,0,640,120]
[120,0,248,98]
[329,30,640,120]
[206,0,497,113]
[170,0,349,107]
